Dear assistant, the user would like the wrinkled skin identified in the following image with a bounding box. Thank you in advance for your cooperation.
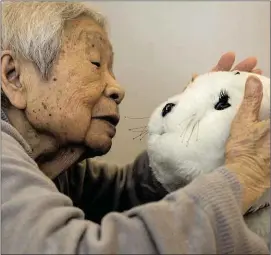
[2,16,125,177]
[225,76,270,212]
[1,14,263,178]
[5,17,124,153]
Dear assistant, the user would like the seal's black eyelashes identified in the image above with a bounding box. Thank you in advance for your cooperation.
[214,89,231,110]
[162,103,176,117]
[219,89,229,99]
[91,62,101,68]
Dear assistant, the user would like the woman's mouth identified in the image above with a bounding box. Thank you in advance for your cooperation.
[92,115,119,138]
[92,115,120,126]
[98,115,119,126]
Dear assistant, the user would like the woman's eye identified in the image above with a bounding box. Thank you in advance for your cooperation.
[91,62,101,68]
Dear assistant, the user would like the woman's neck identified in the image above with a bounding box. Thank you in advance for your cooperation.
[5,106,85,179]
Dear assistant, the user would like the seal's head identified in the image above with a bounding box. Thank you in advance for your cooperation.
[147,71,270,209]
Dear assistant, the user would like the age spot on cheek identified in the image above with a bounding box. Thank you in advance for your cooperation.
[60,49,66,56]
[42,102,47,110]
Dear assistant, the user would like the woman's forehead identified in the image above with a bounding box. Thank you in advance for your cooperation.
[78,30,113,52]
[64,17,113,54]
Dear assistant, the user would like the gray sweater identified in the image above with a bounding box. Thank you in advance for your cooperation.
[1,118,269,254]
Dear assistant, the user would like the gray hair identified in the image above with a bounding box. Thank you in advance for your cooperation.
[2,1,107,79]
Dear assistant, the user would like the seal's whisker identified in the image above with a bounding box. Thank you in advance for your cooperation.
[130,129,147,133]
[140,131,148,141]
[128,125,148,131]
[183,119,194,143]
[125,116,149,120]
[186,120,198,147]
[133,130,148,140]
[178,114,196,127]
[180,118,194,142]
[196,121,199,141]
[140,137,147,141]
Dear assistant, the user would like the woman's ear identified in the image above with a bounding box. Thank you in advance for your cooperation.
[1,50,26,109]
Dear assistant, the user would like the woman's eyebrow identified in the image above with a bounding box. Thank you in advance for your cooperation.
[109,51,114,67]
[109,44,114,62]
[75,29,104,47]
[82,31,113,52]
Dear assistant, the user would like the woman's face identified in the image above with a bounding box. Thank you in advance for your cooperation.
[7,16,125,155]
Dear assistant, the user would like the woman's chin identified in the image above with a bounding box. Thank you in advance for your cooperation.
[84,134,113,157]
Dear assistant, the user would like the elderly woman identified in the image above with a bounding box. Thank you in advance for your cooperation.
[2,2,270,254]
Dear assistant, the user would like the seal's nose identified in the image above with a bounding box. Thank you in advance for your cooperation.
[162,103,176,117]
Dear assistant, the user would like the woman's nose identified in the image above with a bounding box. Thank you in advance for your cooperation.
[104,82,125,105]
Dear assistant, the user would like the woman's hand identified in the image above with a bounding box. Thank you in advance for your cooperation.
[225,76,270,213]
[186,52,262,90]
[189,52,263,84]
[211,52,262,74]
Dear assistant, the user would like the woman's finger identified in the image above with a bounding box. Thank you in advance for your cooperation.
[251,69,262,75]
[234,76,263,125]
[211,52,235,72]
[232,57,257,72]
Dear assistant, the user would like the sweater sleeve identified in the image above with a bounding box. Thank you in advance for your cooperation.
[2,131,268,254]
[71,152,168,223]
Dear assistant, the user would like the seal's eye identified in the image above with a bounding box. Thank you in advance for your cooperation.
[214,90,231,110]
[162,103,176,117]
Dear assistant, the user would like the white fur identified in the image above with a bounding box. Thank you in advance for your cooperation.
[147,71,270,243]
